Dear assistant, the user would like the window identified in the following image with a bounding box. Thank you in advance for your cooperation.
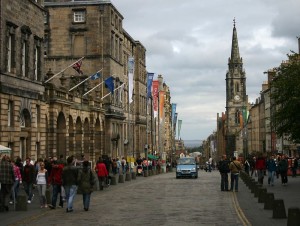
[74,11,86,23]
[6,24,16,73]
[34,37,42,80]
[8,101,14,127]
[21,26,31,77]
[36,105,40,127]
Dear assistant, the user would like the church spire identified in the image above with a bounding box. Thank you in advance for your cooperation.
[230,18,241,62]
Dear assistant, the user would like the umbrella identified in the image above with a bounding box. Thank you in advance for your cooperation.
[0,145,11,154]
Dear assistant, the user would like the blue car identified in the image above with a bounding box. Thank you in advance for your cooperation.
[176,157,198,179]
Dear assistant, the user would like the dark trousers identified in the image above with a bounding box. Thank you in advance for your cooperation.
[280,171,288,184]
[51,184,63,207]
[220,173,229,191]
[23,182,33,201]
[0,184,12,210]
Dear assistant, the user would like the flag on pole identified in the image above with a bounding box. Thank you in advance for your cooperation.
[152,80,159,118]
[72,60,83,74]
[90,72,101,80]
[171,103,177,129]
[128,57,134,103]
[105,76,114,94]
[147,73,154,100]
[178,119,182,140]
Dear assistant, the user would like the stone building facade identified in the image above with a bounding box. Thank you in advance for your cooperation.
[0,0,174,165]
[43,0,147,161]
[0,0,46,160]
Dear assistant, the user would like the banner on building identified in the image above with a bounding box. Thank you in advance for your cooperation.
[152,80,159,117]
[128,57,134,103]
[178,119,182,140]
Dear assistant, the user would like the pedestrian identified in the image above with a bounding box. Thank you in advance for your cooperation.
[250,156,256,177]
[255,153,266,185]
[229,156,242,192]
[116,157,121,174]
[62,156,78,213]
[77,160,96,211]
[0,156,15,212]
[121,157,127,174]
[292,157,298,177]
[278,155,288,186]
[22,157,36,204]
[111,158,118,175]
[218,155,230,191]
[95,157,108,190]
[36,161,48,208]
[9,160,22,205]
[244,158,250,175]
[48,158,64,209]
[266,155,277,186]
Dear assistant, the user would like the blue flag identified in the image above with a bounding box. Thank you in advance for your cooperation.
[90,72,101,80]
[105,76,114,94]
[147,73,154,100]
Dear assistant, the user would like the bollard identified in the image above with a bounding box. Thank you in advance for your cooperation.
[272,199,287,219]
[125,172,131,181]
[16,195,27,211]
[254,184,262,197]
[144,170,148,177]
[110,175,117,185]
[258,188,267,203]
[250,182,258,193]
[287,207,300,226]
[118,174,125,183]
[131,172,136,180]
[264,193,274,210]
[152,169,156,175]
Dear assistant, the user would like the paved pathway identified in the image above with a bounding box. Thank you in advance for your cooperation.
[1,170,299,226]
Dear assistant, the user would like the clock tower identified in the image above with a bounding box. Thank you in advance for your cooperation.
[225,20,247,157]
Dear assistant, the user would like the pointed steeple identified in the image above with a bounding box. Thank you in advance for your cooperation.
[230,18,241,63]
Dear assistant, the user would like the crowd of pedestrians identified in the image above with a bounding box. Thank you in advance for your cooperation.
[1,154,161,213]
[218,153,299,192]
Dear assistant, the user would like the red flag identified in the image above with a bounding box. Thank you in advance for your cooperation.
[72,60,83,74]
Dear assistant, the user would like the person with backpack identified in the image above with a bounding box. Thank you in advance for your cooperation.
[218,155,230,191]
[229,156,242,192]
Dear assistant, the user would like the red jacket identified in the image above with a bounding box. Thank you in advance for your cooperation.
[255,158,266,170]
[95,162,108,177]
[48,164,64,185]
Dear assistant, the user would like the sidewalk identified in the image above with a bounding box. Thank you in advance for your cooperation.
[237,173,300,226]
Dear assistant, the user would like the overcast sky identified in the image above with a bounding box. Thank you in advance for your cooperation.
[111,0,300,141]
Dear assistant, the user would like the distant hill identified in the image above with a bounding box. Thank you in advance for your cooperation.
[184,140,202,148]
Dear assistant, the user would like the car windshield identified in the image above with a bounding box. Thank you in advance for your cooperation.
[178,158,195,165]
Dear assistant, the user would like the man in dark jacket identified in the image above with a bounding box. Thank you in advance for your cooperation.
[218,155,230,191]
[62,156,78,212]
[23,157,36,204]
[0,156,15,212]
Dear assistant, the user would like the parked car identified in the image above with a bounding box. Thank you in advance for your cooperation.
[176,157,198,179]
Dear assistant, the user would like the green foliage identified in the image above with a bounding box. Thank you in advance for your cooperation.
[271,54,300,142]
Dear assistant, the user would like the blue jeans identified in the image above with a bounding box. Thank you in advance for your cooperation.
[82,193,91,209]
[268,171,275,185]
[230,173,239,191]
[51,184,63,207]
[64,185,77,210]
[10,180,20,202]
[23,182,33,201]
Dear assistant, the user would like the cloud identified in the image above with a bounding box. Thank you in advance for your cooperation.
[112,0,299,140]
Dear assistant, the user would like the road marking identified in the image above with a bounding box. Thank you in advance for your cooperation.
[232,192,252,226]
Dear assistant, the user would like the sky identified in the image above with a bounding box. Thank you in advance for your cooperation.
[111,0,300,141]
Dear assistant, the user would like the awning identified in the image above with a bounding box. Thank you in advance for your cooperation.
[0,145,11,154]
[147,154,158,160]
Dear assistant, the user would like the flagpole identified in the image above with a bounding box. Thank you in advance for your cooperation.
[100,83,125,100]
[82,81,104,96]
[44,57,85,83]
[69,68,102,92]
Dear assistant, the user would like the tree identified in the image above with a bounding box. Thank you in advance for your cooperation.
[271,54,300,143]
